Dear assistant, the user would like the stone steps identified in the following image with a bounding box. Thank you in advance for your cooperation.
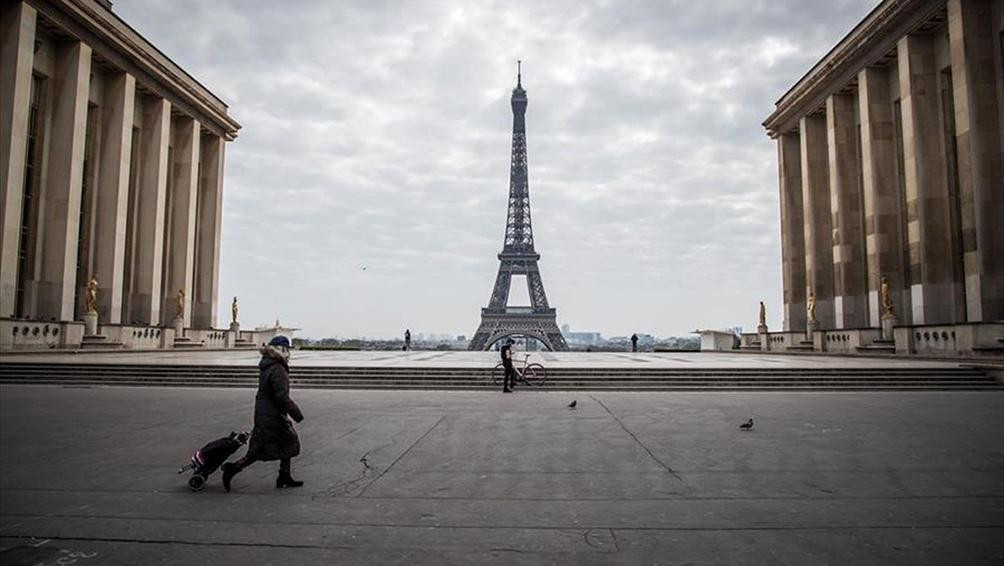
[79,335,124,350]
[0,363,987,374]
[0,370,991,380]
[3,381,1000,391]
[1,374,999,389]
[2,375,996,384]
[0,363,999,390]
[0,368,989,379]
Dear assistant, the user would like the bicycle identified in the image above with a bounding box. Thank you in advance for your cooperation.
[492,353,547,387]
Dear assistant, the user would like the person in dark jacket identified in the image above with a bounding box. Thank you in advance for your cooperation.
[222,335,304,492]
[500,338,515,393]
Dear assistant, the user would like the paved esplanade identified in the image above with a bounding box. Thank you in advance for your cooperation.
[1,385,1001,565]
[0,349,976,368]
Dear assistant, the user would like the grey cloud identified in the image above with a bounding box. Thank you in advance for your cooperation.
[116,0,878,337]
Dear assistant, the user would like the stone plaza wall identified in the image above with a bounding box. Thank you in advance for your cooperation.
[742,321,1003,358]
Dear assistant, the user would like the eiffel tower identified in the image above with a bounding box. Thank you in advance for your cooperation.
[469,63,568,351]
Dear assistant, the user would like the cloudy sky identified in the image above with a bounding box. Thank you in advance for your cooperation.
[117,0,878,340]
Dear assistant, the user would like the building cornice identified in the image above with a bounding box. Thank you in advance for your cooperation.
[29,0,241,140]
[762,0,945,138]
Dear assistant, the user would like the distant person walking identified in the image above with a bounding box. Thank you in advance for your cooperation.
[631,333,639,352]
[222,335,305,492]
[501,338,516,393]
[404,329,411,351]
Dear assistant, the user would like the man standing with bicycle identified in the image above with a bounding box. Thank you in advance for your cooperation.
[501,338,516,393]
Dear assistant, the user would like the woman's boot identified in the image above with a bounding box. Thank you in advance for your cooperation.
[221,460,246,492]
[276,458,304,488]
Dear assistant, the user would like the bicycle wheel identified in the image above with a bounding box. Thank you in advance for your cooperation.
[524,363,547,386]
[492,362,504,386]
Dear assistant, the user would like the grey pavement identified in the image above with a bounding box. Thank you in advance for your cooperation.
[0,385,1001,565]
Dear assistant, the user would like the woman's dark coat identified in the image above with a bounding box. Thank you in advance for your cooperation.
[246,346,304,461]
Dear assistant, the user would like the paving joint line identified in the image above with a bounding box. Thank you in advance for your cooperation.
[0,533,351,551]
[3,522,1000,533]
[590,395,685,483]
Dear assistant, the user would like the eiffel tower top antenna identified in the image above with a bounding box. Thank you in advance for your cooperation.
[517,60,521,87]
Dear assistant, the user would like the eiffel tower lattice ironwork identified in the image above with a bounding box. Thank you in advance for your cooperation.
[469,63,568,351]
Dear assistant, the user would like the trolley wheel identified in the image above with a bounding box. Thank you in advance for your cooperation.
[492,362,504,386]
[188,474,206,491]
[525,363,547,386]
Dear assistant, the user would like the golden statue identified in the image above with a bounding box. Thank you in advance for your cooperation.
[175,288,185,320]
[758,301,766,327]
[881,277,893,316]
[84,278,98,314]
[231,296,239,324]
[807,291,817,323]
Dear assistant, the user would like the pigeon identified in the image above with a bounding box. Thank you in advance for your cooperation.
[568,400,577,409]
[739,418,753,430]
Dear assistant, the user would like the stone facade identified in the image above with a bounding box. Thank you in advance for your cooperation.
[762,0,1003,357]
[0,0,243,350]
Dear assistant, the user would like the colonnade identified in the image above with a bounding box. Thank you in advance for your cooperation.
[0,1,231,330]
[776,0,1002,332]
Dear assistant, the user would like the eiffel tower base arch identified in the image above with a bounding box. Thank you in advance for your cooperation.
[469,310,568,351]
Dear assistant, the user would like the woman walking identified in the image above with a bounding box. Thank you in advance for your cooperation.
[222,335,305,492]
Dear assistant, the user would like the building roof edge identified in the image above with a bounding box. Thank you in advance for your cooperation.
[51,0,241,138]
[762,0,941,138]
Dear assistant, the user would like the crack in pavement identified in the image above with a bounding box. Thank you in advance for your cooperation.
[590,396,685,483]
[356,415,446,497]
[319,450,379,498]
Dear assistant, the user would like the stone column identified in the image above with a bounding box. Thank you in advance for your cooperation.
[37,41,91,321]
[859,66,910,328]
[192,133,224,329]
[778,132,806,332]
[0,1,36,318]
[800,114,834,329]
[162,116,200,326]
[898,33,956,325]
[91,72,135,324]
[948,0,1003,321]
[129,96,170,325]
[826,93,868,329]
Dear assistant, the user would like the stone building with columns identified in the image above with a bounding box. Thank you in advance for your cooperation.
[1,0,247,350]
[756,0,1003,357]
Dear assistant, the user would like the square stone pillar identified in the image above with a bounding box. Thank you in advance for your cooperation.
[898,33,958,325]
[92,72,135,324]
[0,1,36,318]
[162,115,200,326]
[800,114,834,329]
[37,40,91,322]
[826,93,868,329]
[192,134,224,329]
[778,132,806,332]
[948,0,1003,322]
[129,97,170,325]
[859,66,911,328]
